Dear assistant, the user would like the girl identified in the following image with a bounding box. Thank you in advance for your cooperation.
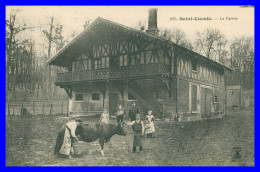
[145,110,155,138]
[115,103,125,124]
[100,108,109,124]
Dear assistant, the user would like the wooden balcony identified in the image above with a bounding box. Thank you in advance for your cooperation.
[55,63,170,84]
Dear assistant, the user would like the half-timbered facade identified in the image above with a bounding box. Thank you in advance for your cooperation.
[48,9,230,121]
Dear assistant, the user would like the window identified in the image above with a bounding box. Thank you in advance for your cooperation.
[94,59,101,69]
[92,93,100,101]
[214,95,218,103]
[191,85,197,111]
[75,94,83,102]
[101,57,109,68]
[130,54,137,65]
[192,60,197,71]
[120,55,128,66]
[128,93,136,100]
[140,52,145,64]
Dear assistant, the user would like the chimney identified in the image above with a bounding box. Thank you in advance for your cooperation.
[146,8,159,36]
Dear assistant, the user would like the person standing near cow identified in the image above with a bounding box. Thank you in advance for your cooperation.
[125,113,145,153]
[100,108,109,124]
[128,101,140,122]
[115,103,125,124]
[54,118,83,158]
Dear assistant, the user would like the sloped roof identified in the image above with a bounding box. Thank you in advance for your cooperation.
[47,17,232,71]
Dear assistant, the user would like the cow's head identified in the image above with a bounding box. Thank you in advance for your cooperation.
[115,122,126,136]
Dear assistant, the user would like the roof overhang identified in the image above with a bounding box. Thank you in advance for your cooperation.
[47,17,232,72]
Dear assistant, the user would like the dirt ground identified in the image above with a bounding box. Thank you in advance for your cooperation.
[6,108,254,166]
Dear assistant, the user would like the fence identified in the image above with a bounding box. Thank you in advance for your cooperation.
[6,101,68,117]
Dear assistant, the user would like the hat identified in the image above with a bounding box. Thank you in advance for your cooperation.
[75,117,83,123]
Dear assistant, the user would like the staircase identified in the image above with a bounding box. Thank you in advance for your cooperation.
[127,80,163,118]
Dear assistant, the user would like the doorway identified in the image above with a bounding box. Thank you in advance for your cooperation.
[201,87,212,118]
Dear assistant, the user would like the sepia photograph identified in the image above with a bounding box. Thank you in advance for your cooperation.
[5,6,254,166]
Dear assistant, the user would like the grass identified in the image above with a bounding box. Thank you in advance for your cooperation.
[6,108,254,166]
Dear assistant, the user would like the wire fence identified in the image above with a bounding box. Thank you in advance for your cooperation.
[6,101,68,117]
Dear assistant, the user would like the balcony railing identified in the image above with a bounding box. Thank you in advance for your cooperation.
[56,63,170,83]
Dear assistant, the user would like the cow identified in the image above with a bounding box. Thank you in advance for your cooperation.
[75,122,126,156]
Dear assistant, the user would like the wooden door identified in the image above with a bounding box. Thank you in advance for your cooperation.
[201,87,212,118]
[201,87,206,118]
[109,93,119,114]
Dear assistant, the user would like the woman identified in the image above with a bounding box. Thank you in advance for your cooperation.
[54,118,83,158]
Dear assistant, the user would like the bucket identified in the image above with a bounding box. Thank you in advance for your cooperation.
[73,143,82,155]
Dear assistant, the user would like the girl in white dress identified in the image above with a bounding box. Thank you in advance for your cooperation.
[145,110,155,138]
[100,108,109,124]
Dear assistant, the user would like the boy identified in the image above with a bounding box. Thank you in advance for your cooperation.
[125,113,144,153]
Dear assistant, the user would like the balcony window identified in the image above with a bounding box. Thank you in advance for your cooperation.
[94,59,101,69]
[120,55,127,66]
[106,57,109,67]
[88,59,92,70]
[140,52,145,64]
[146,51,152,64]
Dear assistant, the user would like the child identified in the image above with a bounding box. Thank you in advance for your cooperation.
[145,110,155,138]
[100,108,109,124]
[125,113,145,153]
[115,103,125,124]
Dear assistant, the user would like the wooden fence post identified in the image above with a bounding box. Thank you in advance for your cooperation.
[43,102,45,115]
[50,104,52,116]
[33,100,35,116]
[21,102,24,116]
[62,102,64,115]
[8,103,10,116]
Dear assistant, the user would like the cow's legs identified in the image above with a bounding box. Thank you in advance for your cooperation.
[99,139,105,156]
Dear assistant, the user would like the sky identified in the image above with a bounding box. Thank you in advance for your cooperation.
[6,6,254,55]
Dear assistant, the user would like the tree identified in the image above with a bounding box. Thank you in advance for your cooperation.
[229,36,254,73]
[132,20,147,32]
[42,17,64,99]
[194,28,227,63]
[6,9,36,98]
[160,28,194,50]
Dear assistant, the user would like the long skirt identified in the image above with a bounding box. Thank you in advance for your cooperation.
[133,132,142,147]
[54,125,73,156]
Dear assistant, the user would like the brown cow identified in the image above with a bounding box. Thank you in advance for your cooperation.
[75,122,126,156]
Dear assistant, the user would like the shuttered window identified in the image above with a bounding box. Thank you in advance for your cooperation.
[192,85,197,111]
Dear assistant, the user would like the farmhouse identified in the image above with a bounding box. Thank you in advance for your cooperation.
[48,9,231,121]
